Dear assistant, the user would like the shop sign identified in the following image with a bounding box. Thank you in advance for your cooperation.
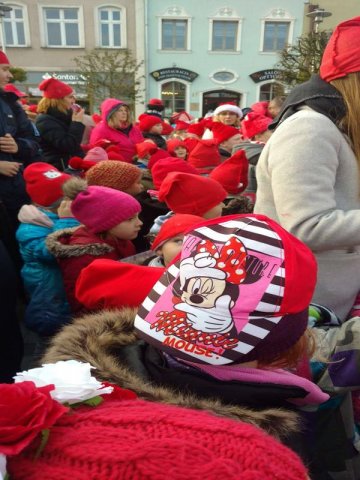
[150,68,198,82]
[249,69,281,83]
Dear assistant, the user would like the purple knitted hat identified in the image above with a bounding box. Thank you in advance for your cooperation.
[71,186,141,234]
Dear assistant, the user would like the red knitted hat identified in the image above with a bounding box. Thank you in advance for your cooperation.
[147,148,171,170]
[148,98,164,106]
[71,186,141,234]
[136,140,158,158]
[105,145,127,162]
[38,78,73,99]
[68,147,108,172]
[151,157,199,189]
[187,121,206,137]
[187,139,221,174]
[320,16,360,82]
[250,101,272,119]
[4,84,27,97]
[210,150,249,195]
[8,398,308,480]
[23,163,71,207]
[166,138,189,156]
[135,214,317,366]
[139,114,163,132]
[174,120,191,131]
[241,112,272,139]
[0,51,9,65]
[211,123,241,145]
[161,122,174,135]
[151,214,204,251]
[158,172,227,216]
[75,259,164,310]
[86,160,141,192]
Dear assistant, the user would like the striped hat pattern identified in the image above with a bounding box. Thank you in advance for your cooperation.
[135,214,316,365]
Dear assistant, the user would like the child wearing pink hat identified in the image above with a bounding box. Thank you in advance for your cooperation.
[46,178,142,313]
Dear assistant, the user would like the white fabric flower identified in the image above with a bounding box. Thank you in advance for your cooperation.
[0,454,6,480]
[14,360,113,405]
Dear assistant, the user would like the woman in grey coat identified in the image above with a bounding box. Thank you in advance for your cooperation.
[254,16,360,322]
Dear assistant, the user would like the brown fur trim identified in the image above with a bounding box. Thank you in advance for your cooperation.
[62,177,88,200]
[46,228,114,258]
[43,308,299,440]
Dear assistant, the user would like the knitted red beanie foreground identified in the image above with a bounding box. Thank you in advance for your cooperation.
[8,398,307,480]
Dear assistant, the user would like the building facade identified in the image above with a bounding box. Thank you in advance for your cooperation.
[142,0,305,118]
[1,0,138,108]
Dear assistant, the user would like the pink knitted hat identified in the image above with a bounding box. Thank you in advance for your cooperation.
[71,186,141,233]
[8,398,308,480]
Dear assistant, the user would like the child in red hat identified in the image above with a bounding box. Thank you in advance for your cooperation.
[46,178,143,313]
[138,114,167,149]
[158,172,227,219]
[146,213,203,267]
[166,138,189,160]
[16,163,79,336]
[211,123,243,160]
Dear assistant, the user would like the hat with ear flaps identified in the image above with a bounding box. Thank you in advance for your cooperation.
[320,16,360,82]
[135,214,317,366]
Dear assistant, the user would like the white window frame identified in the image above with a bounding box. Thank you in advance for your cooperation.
[158,78,190,114]
[3,2,30,47]
[95,4,127,49]
[39,5,84,48]
[256,80,286,101]
[260,9,294,54]
[157,6,191,52]
[208,7,243,53]
[209,68,239,85]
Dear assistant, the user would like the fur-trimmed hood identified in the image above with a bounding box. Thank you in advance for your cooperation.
[43,308,299,441]
[46,227,115,258]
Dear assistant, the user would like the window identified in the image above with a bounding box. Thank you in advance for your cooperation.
[161,81,186,116]
[161,19,187,50]
[212,21,238,51]
[260,9,294,53]
[263,21,289,51]
[259,82,284,101]
[42,7,82,47]
[98,6,125,48]
[3,4,28,46]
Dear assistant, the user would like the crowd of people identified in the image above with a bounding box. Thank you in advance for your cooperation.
[2,15,360,480]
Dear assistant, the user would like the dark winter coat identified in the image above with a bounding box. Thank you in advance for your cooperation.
[0,91,40,219]
[35,107,85,170]
[143,132,167,150]
[46,226,136,313]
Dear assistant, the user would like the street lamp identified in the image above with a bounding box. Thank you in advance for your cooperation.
[306,8,332,33]
[0,3,12,53]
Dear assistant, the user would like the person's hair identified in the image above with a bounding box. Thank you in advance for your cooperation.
[37,97,70,115]
[107,104,131,128]
[269,96,286,108]
[222,196,254,215]
[213,113,241,128]
[330,72,360,167]
[257,328,316,369]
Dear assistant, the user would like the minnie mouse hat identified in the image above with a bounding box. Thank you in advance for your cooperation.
[135,214,317,365]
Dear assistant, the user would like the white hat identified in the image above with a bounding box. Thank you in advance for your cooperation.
[213,104,243,118]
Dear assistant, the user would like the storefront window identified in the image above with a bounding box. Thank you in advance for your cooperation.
[161,81,186,117]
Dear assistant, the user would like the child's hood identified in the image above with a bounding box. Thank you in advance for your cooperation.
[18,204,54,228]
